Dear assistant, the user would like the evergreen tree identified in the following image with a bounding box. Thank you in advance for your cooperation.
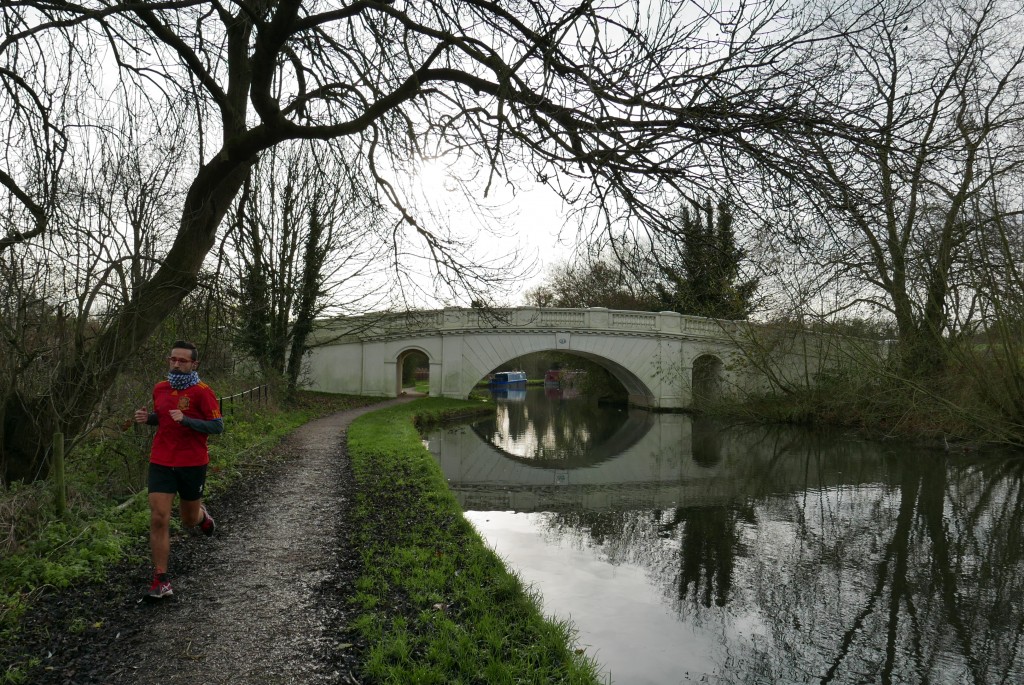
[656,198,757,320]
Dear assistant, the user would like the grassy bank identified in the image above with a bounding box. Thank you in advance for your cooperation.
[717,322,1024,447]
[712,364,1024,448]
[346,398,603,684]
[0,391,381,681]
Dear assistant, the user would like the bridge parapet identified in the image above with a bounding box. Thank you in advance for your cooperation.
[313,306,739,342]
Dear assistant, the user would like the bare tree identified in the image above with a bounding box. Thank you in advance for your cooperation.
[1,0,869,478]
[955,204,1024,428]
[226,141,389,390]
[755,0,1024,378]
[532,257,661,310]
[0,106,190,481]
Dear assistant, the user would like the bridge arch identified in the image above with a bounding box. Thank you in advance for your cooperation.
[691,353,725,407]
[460,346,655,407]
[394,346,432,395]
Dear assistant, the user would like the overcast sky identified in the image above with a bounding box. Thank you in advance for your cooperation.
[406,157,578,306]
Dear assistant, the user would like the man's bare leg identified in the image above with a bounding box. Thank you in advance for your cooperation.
[148,492,175,573]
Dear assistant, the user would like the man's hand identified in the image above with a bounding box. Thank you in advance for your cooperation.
[134,408,149,424]
[169,409,184,423]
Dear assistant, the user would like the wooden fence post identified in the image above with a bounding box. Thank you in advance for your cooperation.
[53,432,66,517]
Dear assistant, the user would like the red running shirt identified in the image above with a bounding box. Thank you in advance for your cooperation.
[149,381,221,467]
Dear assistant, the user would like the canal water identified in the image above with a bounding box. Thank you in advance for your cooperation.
[424,386,1024,685]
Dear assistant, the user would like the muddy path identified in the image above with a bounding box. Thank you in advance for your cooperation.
[17,398,411,684]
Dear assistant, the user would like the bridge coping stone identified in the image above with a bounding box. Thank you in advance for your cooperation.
[311,306,737,344]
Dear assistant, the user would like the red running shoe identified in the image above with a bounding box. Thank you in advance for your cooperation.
[198,505,216,537]
[147,572,173,600]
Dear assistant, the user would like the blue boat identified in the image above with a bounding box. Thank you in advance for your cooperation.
[488,370,527,387]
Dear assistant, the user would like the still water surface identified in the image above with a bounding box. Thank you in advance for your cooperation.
[425,387,1024,685]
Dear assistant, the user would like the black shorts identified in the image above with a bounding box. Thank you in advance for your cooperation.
[148,463,208,501]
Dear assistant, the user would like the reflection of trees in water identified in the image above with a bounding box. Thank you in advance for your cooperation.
[920,458,1024,684]
[461,396,1024,681]
[657,505,754,608]
[544,509,634,549]
[540,503,752,611]
[731,454,1024,685]
[536,450,1024,683]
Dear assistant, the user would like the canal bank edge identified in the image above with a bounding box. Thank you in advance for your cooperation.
[346,397,604,683]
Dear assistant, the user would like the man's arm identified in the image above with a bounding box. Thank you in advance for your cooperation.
[180,416,225,435]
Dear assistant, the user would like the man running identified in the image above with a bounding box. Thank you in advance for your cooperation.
[134,340,224,600]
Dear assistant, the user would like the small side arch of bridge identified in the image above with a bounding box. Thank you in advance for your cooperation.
[306,307,759,410]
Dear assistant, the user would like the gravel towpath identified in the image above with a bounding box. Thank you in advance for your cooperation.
[19,398,411,685]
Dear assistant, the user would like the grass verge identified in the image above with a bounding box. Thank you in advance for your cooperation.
[346,398,603,685]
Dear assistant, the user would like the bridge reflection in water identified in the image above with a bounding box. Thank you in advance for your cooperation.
[425,390,1024,685]
[428,401,887,513]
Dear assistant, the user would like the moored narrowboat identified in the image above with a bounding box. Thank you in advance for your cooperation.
[543,368,584,388]
[489,370,528,386]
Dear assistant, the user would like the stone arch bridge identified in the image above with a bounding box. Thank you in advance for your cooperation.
[305,307,828,410]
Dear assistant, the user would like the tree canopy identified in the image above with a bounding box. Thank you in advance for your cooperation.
[6,0,1024,475]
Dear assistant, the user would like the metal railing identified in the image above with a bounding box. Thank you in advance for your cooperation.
[218,384,270,415]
